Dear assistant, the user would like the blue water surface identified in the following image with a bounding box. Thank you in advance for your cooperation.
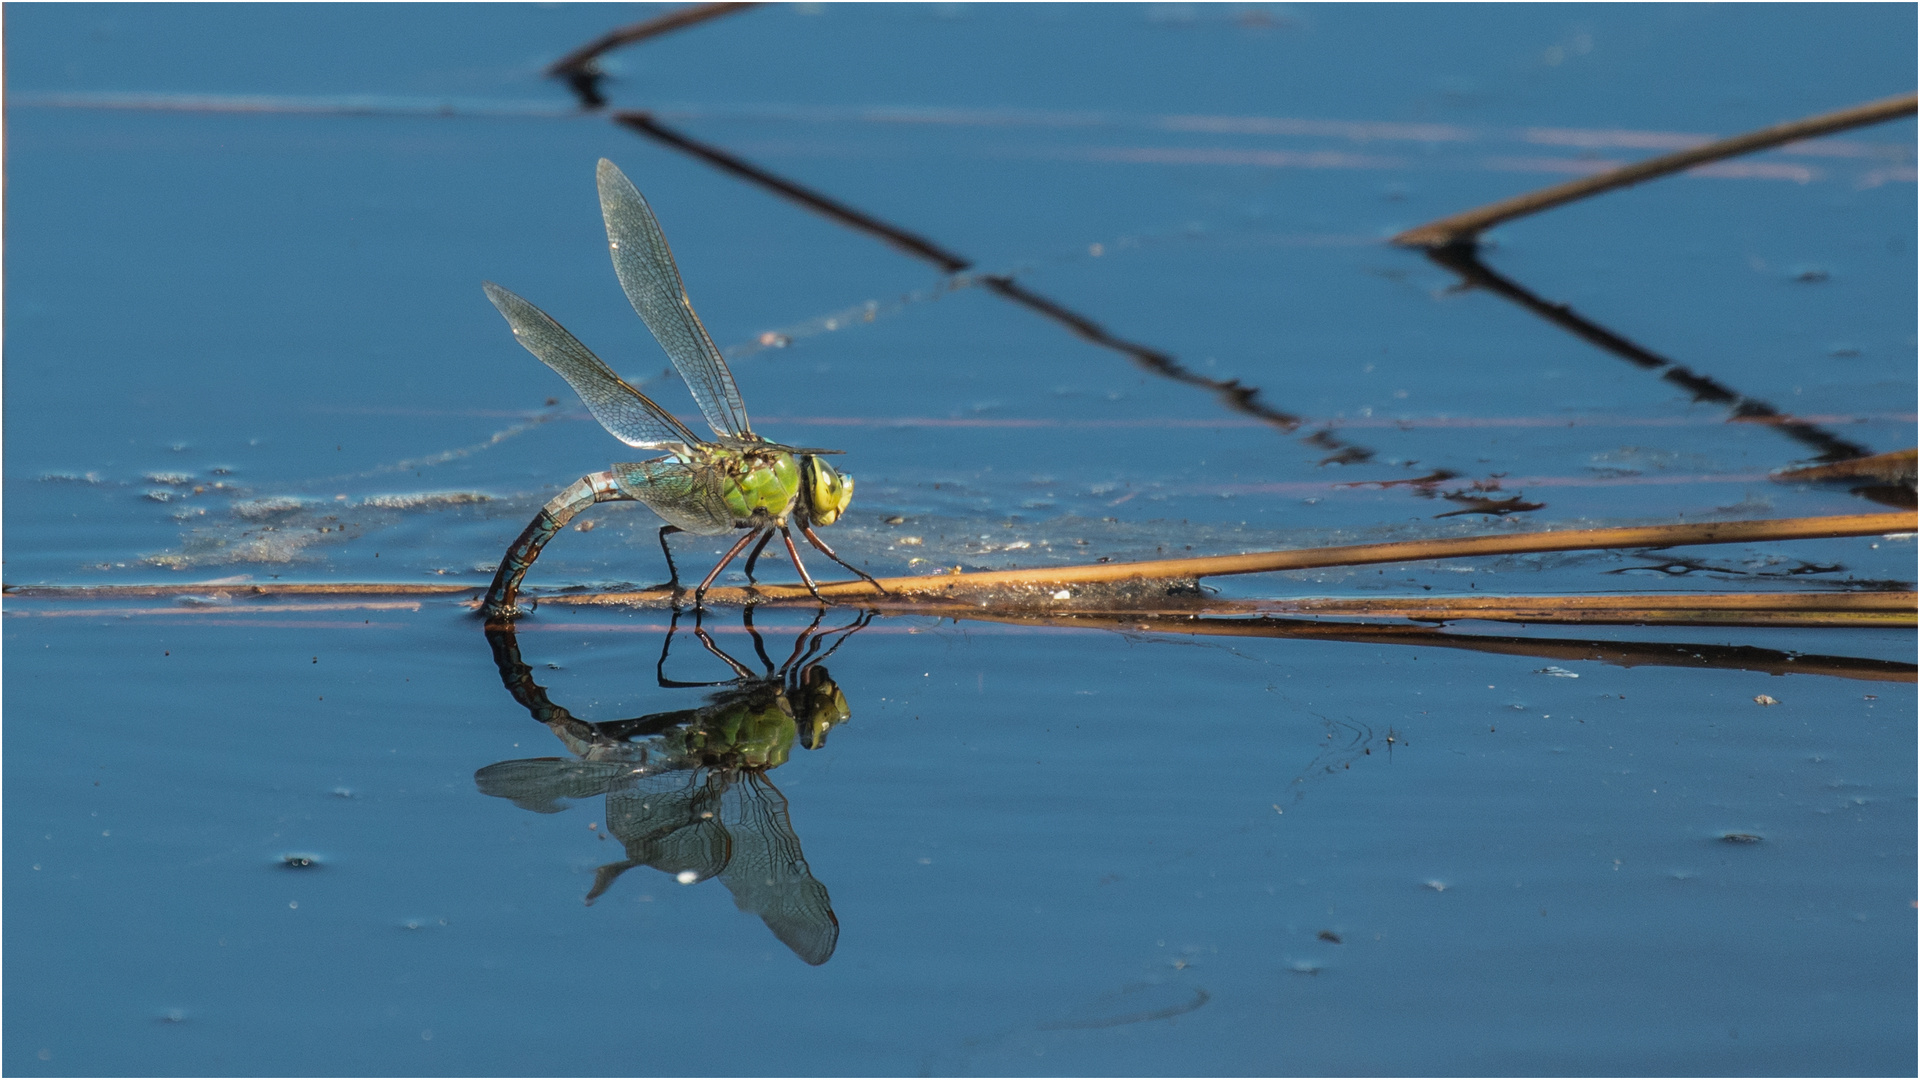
[5,3,1915,1075]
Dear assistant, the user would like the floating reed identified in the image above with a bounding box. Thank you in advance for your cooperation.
[7,513,1910,623]
[537,511,1915,604]
[1392,92,1919,249]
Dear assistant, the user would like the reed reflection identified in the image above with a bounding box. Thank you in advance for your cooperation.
[476,608,869,965]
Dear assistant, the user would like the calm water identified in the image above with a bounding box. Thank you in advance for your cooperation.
[5,4,1915,1075]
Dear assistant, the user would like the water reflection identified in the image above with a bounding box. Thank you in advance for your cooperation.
[1423,242,1878,466]
[475,609,870,965]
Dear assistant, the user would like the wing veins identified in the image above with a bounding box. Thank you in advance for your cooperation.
[597,159,754,440]
[482,281,702,450]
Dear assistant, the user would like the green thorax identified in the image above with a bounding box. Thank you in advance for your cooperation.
[691,445,801,526]
[676,699,798,770]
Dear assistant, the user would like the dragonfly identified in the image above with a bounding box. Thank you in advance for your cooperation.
[475,608,866,965]
[480,158,885,617]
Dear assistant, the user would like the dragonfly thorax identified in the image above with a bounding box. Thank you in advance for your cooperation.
[700,446,803,527]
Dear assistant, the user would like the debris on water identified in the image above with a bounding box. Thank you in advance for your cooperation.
[40,470,104,484]
[1535,666,1579,678]
[1435,493,1545,517]
[280,853,321,869]
[175,594,233,607]
[899,536,923,546]
[1422,879,1448,892]
[232,496,311,519]
[1051,589,1071,600]
[144,489,178,502]
[1317,930,1343,944]
[1288,960,1323,975]
[331,787,355,799]
[358,490,491,510]
[574,519,596,532]
[157,1009,188,1024]
[144,471,195,485]
[884,515,906,525]
[1753,695,1779,706]
[1720,833,1763,844]
[1036,984,1210,1030]
[675,870,699,884]
[1789,265,1831,283]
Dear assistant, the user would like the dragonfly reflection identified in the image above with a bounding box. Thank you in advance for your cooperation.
[475,609,868,965]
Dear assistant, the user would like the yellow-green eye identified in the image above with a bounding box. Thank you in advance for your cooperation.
[806,458,854,526]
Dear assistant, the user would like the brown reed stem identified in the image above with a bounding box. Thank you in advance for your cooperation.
[602,511,1913,602]
[1392,92,1918,248]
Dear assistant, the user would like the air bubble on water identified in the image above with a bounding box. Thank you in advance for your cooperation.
[279,853,321,869]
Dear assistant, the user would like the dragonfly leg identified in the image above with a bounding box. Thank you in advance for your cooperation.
[658,607,740,688]
[693,528,766,605]
[485,472,631,618]
[800,522,888,594]
[656,526,685,590]
[741,530,777,586]
[781,527,827,603]
[742,606,778,674]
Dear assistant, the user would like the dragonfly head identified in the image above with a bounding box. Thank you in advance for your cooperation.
[794,666,851,750]
[801,455,854,527]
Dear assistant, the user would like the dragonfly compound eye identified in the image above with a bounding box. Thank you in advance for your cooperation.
[806,458,855,526]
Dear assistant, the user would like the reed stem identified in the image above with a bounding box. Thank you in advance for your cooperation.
[1393,92,1918,248]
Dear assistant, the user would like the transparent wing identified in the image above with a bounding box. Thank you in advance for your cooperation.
[596,159,753,440]
[611,460,738,536]
[719,771,839,965]
[482,281,702,450]
[473,757,637,814]
[604,770,734,882]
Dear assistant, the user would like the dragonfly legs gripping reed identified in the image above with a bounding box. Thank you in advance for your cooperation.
[800,522,888,594]
[693,528,775,604]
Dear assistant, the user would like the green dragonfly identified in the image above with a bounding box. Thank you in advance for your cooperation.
[481,159,884,616]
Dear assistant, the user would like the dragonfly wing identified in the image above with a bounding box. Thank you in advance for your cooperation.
[473,757,636,813]
[719,771,839,965]
[612,459,738,536]
[483,281,700,450]
[605,769,733,882]
[596,159,753,440]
